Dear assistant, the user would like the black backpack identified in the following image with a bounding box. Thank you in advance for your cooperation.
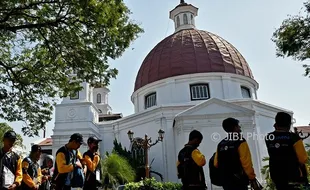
[209,152,222,186]
[177,146,195,180]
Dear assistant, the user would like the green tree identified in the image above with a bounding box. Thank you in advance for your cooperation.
[101,152,136,189]
[0,122,24,148]
[272,0,310,77]
[0,0,143,136]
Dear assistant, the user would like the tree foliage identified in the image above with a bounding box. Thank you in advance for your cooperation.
[0,122,24,148]
[0,0,143,136]
[272,0,310,77]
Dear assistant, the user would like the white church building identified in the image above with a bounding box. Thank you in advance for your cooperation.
[50,0,294,188]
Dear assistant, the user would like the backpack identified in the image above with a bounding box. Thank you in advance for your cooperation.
[70,150,85,188]
[209,152,222,186]
[177,146,195,179]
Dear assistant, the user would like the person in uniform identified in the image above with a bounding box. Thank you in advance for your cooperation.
[0,130,22,190]
[52,133,86,190]
[21,145,43,190]
[265,112,308,190]
[83,136,102,190]
[177,130,206,190]
[214,118,258,190]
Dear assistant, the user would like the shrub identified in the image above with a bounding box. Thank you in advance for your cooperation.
[101,152,136,188]
[124,177,182,190]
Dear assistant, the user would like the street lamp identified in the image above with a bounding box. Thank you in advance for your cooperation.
[127,129,165,178]
[294,127,310,140]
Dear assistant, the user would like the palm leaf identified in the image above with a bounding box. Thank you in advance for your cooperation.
[100,153,136,188]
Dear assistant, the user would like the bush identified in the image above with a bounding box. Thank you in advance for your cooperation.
[124,177,182,190]
[101,152,136,188]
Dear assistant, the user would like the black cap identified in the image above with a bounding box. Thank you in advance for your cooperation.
[3,130,17,140]
[70,133,84,144]
[87,136,102,144]
[31,145,42,153]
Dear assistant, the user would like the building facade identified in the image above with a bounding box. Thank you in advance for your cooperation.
[50,1,294,188]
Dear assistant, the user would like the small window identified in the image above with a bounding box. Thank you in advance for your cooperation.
[97,93,101,103]
[183,14,188,25]
[145,92,156,109]
[190,84,210,100]
[241,86,251,98]
[176,16,180,28]
[70,91,79,100]
[191,14,194,24]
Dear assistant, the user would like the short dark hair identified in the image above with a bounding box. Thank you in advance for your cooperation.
[275,112,292,129]
[189,130,203,141]
[31,145,42,153]
[222,118,239,132]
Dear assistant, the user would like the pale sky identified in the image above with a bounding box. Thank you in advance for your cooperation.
[2,0,309,150]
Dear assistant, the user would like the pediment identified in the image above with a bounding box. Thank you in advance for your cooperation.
[176,98,255,118]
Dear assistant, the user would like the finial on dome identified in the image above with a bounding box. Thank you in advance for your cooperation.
[180,0,185,3]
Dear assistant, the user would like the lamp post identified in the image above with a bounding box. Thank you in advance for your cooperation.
[127,129,165,178]
[294,127,310,140]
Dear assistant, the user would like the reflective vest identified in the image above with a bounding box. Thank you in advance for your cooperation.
[265,131,308,184]
[217,137,249,186]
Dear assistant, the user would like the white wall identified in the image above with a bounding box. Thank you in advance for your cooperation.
[98,106,188,182]
[132,73,258,113]
[62,82,90,104]
[52,102,100,157]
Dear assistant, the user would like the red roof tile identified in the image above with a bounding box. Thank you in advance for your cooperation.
[134,29,254,91]
[37,138,53,146]
[295,126,310,134]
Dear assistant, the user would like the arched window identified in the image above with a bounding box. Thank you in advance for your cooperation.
[97,93,101,103]
[183,14,188,25]
[145,92,156,109]
[176,16,180,28]
[241,86,251,98]
[131,138,145,165]
[190,83,210,100]
[191,14,194,24]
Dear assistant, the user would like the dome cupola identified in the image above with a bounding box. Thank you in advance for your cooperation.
[169,0,198,33]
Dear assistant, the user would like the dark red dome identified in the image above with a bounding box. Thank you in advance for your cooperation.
[134,29,254,91]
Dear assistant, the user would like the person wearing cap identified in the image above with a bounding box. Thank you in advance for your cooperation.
[21,145,43,190]
[52,133,86,190]
[83,136,102,190]
[0,130,22,190]
[265,112,308,190]
[213,118,259,190]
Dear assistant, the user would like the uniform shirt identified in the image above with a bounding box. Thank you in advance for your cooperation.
[55,149,83,186]
[0,149,23,187]
[214,140,256,180]
[22,157,42,188]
